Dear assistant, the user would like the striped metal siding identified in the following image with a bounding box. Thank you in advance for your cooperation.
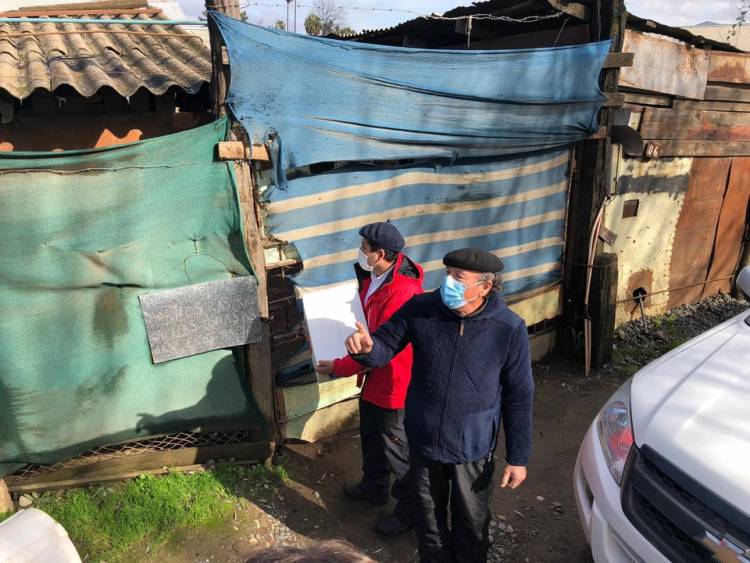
[266,148,571,295]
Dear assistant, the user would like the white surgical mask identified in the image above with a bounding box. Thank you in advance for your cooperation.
[358,248,374,272]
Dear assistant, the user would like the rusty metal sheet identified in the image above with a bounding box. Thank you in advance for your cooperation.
[708,51,750,85]
[702,157,750,297]
[669,158,731,308]
[139,277,261,364]
[640,109,750,142]
[619,30,709,99]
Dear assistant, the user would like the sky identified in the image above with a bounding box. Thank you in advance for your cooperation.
[178,0,741,31]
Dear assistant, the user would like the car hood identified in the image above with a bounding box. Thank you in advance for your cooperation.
[631,310,750,513]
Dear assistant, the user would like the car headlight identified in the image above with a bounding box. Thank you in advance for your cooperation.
[597,379,634,485]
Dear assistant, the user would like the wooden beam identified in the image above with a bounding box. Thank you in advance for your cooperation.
[603,52,634,69]
[673,99,750,112]
[5,442,275,492]
[217,140,245,160]
[622,91,672,107]
[603,92,625,108]
[641,108,750,141]
[234,157,279,443]
[708,51,750,85]
[704,85,750,103]
[547,0,588,20]
[650,140,750,157]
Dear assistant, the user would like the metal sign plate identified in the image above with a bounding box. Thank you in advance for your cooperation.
[139,276,261,364]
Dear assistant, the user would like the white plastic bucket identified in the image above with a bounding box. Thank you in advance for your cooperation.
[0,508,81,563]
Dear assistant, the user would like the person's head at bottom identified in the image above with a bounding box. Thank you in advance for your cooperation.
[245,540,376,563]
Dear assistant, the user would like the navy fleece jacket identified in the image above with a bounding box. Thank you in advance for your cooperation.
[353,290,534,466]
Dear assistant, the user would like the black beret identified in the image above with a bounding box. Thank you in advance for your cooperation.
[358,221,405,253]
[443,248,503,273]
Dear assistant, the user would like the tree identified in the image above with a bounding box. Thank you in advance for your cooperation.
[304,0,346,36]
[337,26,355,36]
[239,9,248,22]
[304,13,323,35]
[728,0,750,44]
[274,19,286,30]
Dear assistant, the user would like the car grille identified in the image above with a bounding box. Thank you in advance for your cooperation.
[621,445,750,562]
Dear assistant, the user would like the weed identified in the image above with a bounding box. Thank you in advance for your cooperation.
[6,462,289,562]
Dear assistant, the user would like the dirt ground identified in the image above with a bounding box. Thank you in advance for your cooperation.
[146,354,626,563]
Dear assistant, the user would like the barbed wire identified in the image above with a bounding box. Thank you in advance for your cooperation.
[236,2,564,23]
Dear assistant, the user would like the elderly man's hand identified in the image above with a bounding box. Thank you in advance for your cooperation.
[500,465,527,489]
[346,322,373,355]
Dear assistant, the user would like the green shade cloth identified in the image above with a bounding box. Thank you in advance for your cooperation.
[0,118,266,476]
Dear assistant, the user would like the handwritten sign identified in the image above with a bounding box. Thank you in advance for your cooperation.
[139,277,261,364]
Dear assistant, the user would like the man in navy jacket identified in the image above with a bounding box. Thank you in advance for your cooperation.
[346,248,534,563]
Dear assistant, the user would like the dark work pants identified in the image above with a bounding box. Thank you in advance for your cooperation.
[359,398,413,520]
[412,457,495,563]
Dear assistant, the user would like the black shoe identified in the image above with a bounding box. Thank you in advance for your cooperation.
[342,482,388,506]
[374,512,413,537]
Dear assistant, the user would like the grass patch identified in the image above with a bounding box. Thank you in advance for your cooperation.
[17,463,287,562]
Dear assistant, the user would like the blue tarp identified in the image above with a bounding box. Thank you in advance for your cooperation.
[266,149,570,293]
[214,13,609,185]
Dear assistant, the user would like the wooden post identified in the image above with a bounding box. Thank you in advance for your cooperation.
[205,0,278,443]
[561,0,626,366]
[590,253,618,368]
[0,479,13,513]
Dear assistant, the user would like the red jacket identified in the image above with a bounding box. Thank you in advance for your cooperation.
[332,253,423,409]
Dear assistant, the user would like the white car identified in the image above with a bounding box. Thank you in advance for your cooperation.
[574,266,750,563]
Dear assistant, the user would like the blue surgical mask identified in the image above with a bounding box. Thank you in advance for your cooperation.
[440,275,480,310]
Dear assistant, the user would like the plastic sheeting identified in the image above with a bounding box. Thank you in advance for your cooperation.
[214,13,609,185]
[266,148,570,292]
[0,119,265,476]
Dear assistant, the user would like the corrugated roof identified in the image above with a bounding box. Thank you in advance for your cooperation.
[0,12,211,99]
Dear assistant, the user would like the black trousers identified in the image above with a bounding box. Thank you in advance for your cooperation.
[412,457,495,563]
[359,398,413,519]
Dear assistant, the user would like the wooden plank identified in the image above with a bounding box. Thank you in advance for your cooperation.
[5,442,275,492]
[704,85,750,103]
[280,377,360,422]
[546,0,588,20]
[250,144,270,161]
[655,140,750,157]
[640,108,750,141]
[603,92,625,108]
[673,99,750,112]
[590,253,618,369]
[235,159,278,442]
[622,91,672,107]
[708,51,750,85]
[7,462,256,494]
[217,140,246,160]
[619,30,709,99]
[281,396,359,442]
[703,157,750,297]
[603,52,634,69]
[668,158,731,308]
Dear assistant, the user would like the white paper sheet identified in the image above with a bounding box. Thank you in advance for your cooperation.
[299,281,367,383]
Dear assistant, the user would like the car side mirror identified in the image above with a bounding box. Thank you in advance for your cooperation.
[738,266,750,299]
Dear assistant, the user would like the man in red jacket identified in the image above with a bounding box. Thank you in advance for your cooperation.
[317,221,423,537]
